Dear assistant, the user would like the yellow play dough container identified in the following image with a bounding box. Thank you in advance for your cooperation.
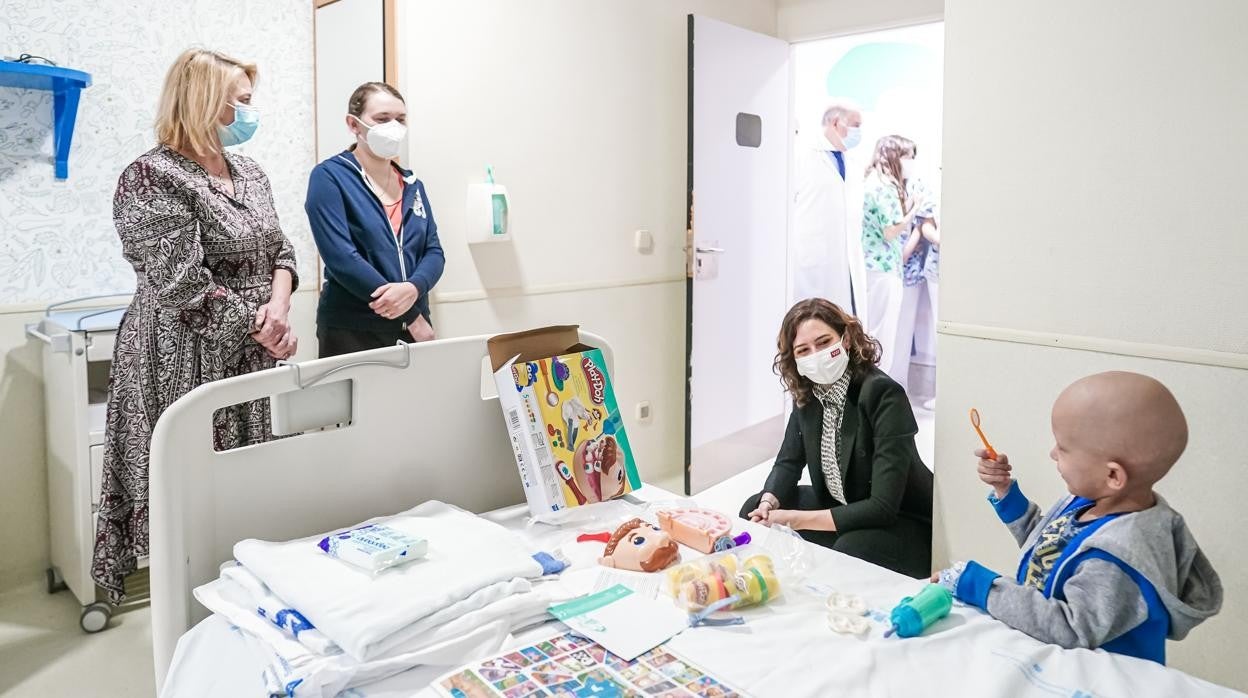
[668,552,780,612]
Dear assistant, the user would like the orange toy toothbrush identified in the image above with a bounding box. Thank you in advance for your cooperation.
[969,408,998,461]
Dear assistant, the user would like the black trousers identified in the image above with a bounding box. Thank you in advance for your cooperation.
[740,485,932,579]
[317,325,412,358]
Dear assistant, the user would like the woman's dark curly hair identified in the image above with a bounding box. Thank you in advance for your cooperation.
[773,298,881,407]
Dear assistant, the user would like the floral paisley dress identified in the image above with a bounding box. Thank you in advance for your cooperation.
[91,145,298,601]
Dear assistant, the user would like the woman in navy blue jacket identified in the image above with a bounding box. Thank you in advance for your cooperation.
[305,82,444,357]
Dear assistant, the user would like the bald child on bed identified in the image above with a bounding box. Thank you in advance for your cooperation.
[936,371,1222,664]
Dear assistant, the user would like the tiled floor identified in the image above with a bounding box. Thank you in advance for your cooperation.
[0,581,154,697]
[689,415,786,493]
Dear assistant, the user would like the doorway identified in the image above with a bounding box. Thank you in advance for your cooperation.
[686,19,942,497]
[793,21,943,462]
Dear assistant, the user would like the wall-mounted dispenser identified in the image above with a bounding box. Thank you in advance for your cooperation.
[466,165,510,243]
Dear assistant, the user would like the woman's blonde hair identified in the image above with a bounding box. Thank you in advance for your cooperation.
[155,48,257,155]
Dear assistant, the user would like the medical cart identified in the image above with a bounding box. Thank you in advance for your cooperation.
[27,296,143,632]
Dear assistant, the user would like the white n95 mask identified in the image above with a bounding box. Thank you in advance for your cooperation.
[796,342,850,385]
[352,115,407,159]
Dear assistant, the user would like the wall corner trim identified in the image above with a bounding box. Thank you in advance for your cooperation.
[938,322,1248,371]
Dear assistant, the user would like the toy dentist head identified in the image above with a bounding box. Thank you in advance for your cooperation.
[599,519,680,572]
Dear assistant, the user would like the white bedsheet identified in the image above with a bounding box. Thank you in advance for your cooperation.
[194,571,559,697]
[233,500,544,662]
[655,548,1242,698]
[167,490,1243,698]
[169,595,1241,698]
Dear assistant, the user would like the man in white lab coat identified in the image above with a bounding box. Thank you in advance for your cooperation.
[791,101,868,327]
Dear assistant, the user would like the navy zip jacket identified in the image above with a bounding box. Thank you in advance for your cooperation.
[305,151,445,331]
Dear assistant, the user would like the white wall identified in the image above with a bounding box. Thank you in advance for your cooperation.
[777,0,942,41]
[939,0,1248,690]
[397,0,779,491]
[0,310,51,592]
[0,0,318,592]
[0,1,318,305]
[941,0,1248,355]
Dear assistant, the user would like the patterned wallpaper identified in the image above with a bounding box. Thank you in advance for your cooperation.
[0,0,316,306]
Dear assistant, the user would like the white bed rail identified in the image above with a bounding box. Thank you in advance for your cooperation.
[148,331,611,692]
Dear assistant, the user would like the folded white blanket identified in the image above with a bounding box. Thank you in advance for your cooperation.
[196,572,561,697]
[233,501,544,661]
[213,563,535,660]
[219,563,338,655]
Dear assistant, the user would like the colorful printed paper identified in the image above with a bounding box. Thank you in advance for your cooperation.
[434,631,746,698]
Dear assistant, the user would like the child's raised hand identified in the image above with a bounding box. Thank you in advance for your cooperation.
[976,448,1013,499]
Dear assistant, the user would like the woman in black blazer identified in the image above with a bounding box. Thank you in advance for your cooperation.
[740,298,933,578]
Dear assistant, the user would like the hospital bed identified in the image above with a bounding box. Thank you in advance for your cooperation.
[151,333,1241,697]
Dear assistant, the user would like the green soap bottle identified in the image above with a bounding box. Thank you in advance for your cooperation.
[487,166,508,237]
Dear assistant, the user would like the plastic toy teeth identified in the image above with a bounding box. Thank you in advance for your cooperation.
[828,613,870,635]
[825,591,867,615]
[825,591,870,635]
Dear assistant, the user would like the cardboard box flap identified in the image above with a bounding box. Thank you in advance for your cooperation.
[487,325,595,371]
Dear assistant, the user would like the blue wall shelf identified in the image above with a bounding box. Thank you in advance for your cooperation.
[0,60,92,179]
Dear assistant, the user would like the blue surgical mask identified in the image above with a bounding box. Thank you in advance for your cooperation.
[843,126,862,150]
[217,103,259,147]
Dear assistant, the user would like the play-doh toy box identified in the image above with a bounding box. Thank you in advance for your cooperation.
[488,326,641,519]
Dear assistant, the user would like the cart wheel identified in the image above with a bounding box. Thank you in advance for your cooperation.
[45,567,67,594]
[80,602,112,633]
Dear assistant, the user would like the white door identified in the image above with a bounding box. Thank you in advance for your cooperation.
[687,16,790,492]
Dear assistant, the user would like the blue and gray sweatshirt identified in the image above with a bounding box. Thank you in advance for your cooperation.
[954,481,1222,664]
[305,151,445,331]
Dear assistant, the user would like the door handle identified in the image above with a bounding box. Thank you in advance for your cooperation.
[696,246,726,254]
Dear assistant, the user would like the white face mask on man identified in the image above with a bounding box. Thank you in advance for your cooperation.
[351,115,407,159]
[796,341,850,385]
[842,126,862,150]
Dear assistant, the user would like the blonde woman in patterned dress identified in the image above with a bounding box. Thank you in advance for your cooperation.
[91,49,299,602]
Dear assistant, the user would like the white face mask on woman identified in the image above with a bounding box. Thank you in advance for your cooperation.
[796,341,850,385]
[351,115,407,159]
[900,158,917,181]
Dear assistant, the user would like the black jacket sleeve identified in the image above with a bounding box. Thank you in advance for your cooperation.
[832,376,920,532]
[762,408,805,504]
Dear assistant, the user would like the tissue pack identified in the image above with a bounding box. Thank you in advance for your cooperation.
[317,523,428,574]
